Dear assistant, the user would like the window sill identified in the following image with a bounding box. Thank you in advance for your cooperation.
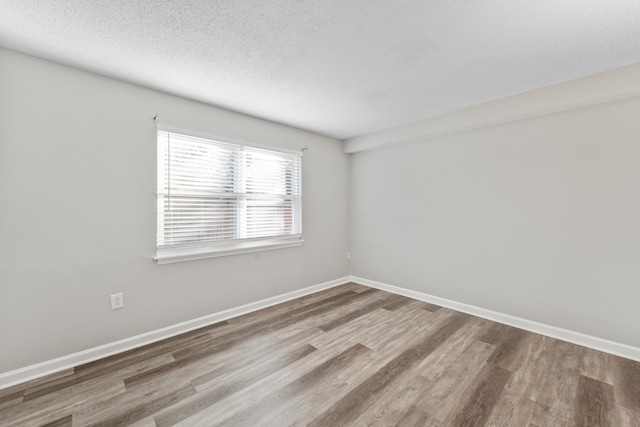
[154,238,304,265]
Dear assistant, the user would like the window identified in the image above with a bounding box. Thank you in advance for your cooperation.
[155,129,303,264]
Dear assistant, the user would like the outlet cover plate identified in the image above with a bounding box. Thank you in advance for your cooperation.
[110,293,124,310]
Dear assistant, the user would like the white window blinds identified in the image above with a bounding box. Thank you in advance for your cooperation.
[156,130,302,258]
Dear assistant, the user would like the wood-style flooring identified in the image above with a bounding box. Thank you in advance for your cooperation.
[1,283,639,426]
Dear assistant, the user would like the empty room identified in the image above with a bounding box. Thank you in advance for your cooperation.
[1,1,640,426]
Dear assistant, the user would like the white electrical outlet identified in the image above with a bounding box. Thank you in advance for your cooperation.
[110,293,124,310]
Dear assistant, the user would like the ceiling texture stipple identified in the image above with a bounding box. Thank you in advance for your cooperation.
[1,1,640,140]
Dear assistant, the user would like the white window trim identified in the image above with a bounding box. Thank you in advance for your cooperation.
[155,124,303,157]
[154,236,304,264]
[154,125,303,264]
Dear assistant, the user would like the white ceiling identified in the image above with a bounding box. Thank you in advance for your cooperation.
[2,1,640,140]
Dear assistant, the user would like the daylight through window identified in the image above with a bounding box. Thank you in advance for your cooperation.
[156,130,302,263]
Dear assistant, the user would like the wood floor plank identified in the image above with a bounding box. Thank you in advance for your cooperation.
[526,338,584,426]
[380,294,416,311]
[77,385,196,427]
[152,344,317,426]
[0,378,124,427]
[125,325,326,399]
[307,305,392,352]
[188,288,380,359]
[347,350,448,427]
[23,353,176,405]
[40,413,72,427]
[178,343,371,426]
[156,338,374,425]
[0,368,74,402]
[336,282,370,293]
[189,329,323,391]
[501,331,547,399]
[415,340,496,420]
[124,308,326,392]
[252,348,384,426]
[581,348,618,385]
[415,316,490,380]
[76,324,225,376]
[309,299,436,357]
[122,341,234,390]
[223,284,369,327]
[24,341,193,401]
[235,288,378,330]
[616,357,640,413]
[0,390,23,411]
[445,363,512,427]
[2,283,639,426]
[483,325,543,373]
[612,406,640,427]
[318,293,406,331]
[494,395,538,427]
[350,393,417,427]
[225,287,356,325]
[479,388,522,426]
[127,417,157,427]
[358,301,441,352]
[263,310,460,426]
[395,405,434,426]
[575,375,615,427]
[306,312,470,426]
[420,302,442,313]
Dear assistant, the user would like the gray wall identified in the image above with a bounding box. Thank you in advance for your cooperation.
[0,47,350,373]
[350,97,640,348]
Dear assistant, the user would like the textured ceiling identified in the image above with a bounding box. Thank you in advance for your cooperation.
[2,1,640,140]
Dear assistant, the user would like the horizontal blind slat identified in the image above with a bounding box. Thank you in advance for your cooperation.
[157,130,302,248]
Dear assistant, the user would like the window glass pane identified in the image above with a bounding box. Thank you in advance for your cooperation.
[157,130,302,251]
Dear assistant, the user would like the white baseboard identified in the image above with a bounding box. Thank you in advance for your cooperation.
[350,275,640,363]
[0,276,350,390]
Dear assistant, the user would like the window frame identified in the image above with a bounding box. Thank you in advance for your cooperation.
[154,125,303,264]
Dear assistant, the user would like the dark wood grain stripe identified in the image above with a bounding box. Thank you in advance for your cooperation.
[575,375,614,427]
[381,295,415,311]
[40,414,72,427]
[449,363,512,426]
[0,389,24,408]
[482,323,527,369]
[420,302,442,312]
[319,294,406,331]
[9,368,75,402]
